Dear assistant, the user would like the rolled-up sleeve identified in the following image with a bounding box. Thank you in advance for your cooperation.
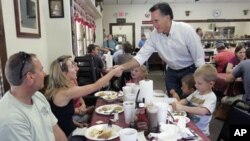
[134,38,156,65]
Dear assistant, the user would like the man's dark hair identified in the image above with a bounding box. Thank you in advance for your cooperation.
[196,27,202,33]
[149,2,173,20]
[234,45,245,54]
[246,48,250,59]
[87,44,97,53]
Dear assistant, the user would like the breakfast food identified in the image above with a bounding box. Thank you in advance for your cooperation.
[89,128,112,139]
[114,106,123,112]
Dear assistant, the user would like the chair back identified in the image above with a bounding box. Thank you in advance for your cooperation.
[75,56,97,86]
[217,100,250,141]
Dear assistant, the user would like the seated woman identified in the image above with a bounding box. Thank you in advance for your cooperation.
[226,45,246,73]
[45,55,119,140]
[127,65,148,84]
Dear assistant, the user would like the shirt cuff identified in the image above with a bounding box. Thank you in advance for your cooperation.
[133,56,145,65]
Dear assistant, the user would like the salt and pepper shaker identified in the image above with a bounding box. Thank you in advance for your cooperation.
[113,112,119,121]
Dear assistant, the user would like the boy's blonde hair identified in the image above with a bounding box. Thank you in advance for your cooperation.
[194,64,217,82]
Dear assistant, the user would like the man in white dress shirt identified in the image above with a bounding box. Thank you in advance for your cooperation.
[116,2,205,96]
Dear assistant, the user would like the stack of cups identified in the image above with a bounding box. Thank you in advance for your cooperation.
[123,101,136,124]
[119,128,138,141]
[154,102,169,123]
[122,83,140,102]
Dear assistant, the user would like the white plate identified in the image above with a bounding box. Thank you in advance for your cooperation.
[94,91,118,97]
[85,124,122,141]
[102,95,118,102]
[153,93,166,97]
[95,104,124,115]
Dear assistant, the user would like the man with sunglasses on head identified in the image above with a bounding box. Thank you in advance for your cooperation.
[0,52,67,141]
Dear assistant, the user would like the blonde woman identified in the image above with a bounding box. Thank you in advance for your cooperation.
[45,55,119,139]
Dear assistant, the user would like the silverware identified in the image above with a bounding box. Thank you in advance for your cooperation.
[167,110,176,122]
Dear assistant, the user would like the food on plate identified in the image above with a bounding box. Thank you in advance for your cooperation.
[96,104,124,115]
[172,111,186,116]
[98,129,112,139]
[114,106,123,112]
[89,128,112,139]
[105,95,117,100]
[97,92,106,97]
[96,91,118,97]
[98,106,111,113]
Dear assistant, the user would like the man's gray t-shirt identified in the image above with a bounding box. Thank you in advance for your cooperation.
[233,59,250,101]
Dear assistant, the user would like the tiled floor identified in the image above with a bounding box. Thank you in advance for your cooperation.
[148,70,224,141]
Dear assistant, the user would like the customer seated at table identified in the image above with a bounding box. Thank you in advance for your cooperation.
[116,41,134,65]
[127,65,148,84]
[45,55,119,139]
[172,64,217,135]
[111,41,134,90]
[169,73,196,101]
[0,52,67,141]
[86,44,106,77]
[226,45,246,73]
[213,42,234,73]
[63,56,94,124]
[223,48,250,105]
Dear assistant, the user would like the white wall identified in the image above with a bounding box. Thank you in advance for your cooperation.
[44,0,72,65]
[2,0,72,73]
[2,0,49,71]
[103,3,250,47]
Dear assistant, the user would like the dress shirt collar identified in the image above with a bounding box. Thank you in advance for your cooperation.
[161,21,175,37]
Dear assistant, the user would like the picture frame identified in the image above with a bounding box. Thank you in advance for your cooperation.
[14,0,41,38]
[49,0,64,18]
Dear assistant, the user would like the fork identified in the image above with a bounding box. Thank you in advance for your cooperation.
[167,110,176,122]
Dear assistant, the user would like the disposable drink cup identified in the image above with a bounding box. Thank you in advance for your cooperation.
[123,101,136,124]
[119,128,137,141]
[147,106,158,132]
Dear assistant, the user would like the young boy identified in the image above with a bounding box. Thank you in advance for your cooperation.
[169,74,196,101]
[172,64,217,135]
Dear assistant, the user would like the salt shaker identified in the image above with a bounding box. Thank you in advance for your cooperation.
[114,112,119,121]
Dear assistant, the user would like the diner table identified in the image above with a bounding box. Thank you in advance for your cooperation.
[87,98,210,141]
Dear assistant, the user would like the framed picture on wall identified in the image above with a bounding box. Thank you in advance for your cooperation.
[14,0,41,38]
[49,0,64,18]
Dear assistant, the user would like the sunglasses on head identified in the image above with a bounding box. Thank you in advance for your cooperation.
[19,52,31,79]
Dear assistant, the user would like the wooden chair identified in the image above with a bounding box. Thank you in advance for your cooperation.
[74,56,99,106]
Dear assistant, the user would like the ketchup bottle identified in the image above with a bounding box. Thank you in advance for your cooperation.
[136,103,148,131]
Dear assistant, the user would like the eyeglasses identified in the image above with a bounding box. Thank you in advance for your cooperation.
[19,52,30,79]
